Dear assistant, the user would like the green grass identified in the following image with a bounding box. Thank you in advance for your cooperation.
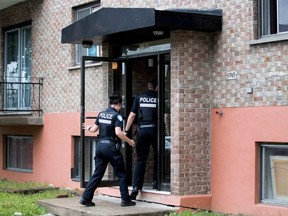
[167,210,235,216]
[0,179,74,216]
[0,179,243,216]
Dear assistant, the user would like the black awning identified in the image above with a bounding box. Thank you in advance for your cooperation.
[61,7,222,45]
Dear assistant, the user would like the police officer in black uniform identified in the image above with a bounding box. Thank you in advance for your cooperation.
[80,92,136,207]
[125,80,158,200]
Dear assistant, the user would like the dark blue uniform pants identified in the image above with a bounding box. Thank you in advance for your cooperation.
[82,140,130,202]
[133,127,157,190]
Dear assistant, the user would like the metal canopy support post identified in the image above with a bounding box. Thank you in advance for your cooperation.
[80,56,86,188]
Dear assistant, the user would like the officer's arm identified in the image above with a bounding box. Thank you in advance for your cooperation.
[83,123,99,133]
[115,127,135,147]
[125,112,136,132]
[89,124,99,133]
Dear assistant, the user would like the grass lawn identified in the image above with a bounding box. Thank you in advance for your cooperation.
[0,179,74,216]
[0,179,240,216]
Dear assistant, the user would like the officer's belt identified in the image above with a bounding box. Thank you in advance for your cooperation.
[99,140,113,144]
[139,124,156,128]
[98,138,115,144]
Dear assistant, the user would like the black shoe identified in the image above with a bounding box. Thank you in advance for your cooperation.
[121,200,136,207]
[80,197,95,207]
[130,188,138,200]
[152,181,158,189]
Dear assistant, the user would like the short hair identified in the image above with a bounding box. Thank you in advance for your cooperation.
[109,92,122,105]
[148,79,157,90]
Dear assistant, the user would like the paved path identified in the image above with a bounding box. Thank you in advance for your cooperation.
[38,195,178,216]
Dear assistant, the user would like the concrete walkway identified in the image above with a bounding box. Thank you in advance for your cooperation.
[38,195,178,216]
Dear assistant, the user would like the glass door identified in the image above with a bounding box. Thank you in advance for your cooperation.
[162,54,171,190]
[4,26,32,110]
[158,53,171,191]
[121,53,171,191]
[80,57,130,187]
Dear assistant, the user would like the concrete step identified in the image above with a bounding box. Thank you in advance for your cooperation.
[38,195,178,216]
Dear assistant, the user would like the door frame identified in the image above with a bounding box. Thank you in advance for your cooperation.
[123,52,171,191]
[80,56,127,188]
[79,54,171,191]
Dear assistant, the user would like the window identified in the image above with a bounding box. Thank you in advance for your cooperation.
[261,0,288,36]
[4,24,32,110]
[75,4,101,64]
[261,144,288,206]
[6,136,33,172]
[72,136,97,180]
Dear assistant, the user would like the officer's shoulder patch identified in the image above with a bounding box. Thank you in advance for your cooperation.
[117,115,123,121]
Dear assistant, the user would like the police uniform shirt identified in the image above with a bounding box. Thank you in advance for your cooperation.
[131,90,157,126]
[95,107,123,140]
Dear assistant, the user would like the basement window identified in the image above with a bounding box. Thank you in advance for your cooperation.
[72,136,97,181]
[6,136,33,172]
[261,144,288,206]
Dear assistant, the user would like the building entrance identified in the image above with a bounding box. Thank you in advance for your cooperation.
[112,52,171,192]
[80,41,171,192]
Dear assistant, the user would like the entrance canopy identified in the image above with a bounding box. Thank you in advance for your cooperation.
[61,7,222,45]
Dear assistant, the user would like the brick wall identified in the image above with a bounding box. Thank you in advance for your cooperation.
[171,30,211,195]
[1,0,288,197]
[0,0,109,114]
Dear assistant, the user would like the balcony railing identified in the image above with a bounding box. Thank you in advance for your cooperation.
[0,76,43,117]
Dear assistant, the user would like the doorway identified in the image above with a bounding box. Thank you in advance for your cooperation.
[112,53,171,192]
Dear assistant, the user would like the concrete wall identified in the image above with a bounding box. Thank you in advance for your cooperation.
[0,112,82,189]
[211,106,288,215]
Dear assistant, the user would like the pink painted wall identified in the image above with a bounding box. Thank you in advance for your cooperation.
[0,112,96,189]
[211,106,288,216]
[2,107,288,215]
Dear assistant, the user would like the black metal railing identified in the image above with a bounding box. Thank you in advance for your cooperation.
[0,76,43,116]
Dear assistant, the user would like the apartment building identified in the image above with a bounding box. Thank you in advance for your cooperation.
[0,0,288,215]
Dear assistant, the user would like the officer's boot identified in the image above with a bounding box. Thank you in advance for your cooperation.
[152,181,158,189]
[130,187,139,200]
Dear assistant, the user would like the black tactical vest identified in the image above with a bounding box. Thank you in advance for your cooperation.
[137,90,157,125]
[96,107,120,141]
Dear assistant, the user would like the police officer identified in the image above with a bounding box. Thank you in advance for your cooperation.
[80,92,136,207]
[125,80,158,200]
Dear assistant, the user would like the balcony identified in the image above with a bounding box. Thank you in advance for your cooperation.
[0,76,43,126]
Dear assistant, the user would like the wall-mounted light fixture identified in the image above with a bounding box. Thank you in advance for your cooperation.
[215,110,223,117]
[82,40,93,48]
[148,58,154,67]
[112,62,118,70]
[153,30,164,36]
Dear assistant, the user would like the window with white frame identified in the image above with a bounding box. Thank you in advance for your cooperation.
[6,136,33,172]
[261,0,288,36]
[72,136,97,180]
[261,144,288,206]
[4,24,32,110]
[75,3,101,64]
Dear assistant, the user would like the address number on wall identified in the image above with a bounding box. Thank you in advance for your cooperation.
[227,71,237,80]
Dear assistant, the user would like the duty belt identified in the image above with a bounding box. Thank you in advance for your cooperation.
[98,138,115,144]
[139,124,156,128]
[99,140,112,144]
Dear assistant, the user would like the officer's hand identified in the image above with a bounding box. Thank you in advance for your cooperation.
[129,139,136,147]
[82,123,86,129]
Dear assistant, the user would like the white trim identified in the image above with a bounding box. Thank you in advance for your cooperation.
[249,33,288,45]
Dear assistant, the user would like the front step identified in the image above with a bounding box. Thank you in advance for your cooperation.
[38,195,178,216]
